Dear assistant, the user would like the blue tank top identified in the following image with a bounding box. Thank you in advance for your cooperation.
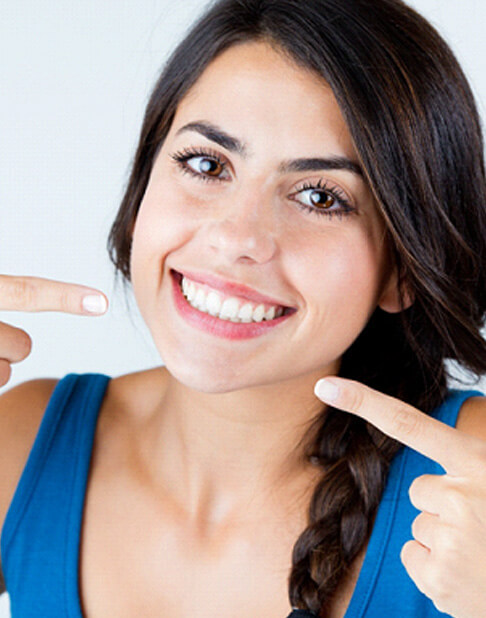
[0,373,483,617]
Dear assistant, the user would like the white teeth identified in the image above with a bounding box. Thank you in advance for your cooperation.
[265,306,276,320]
[206,291,222,316]
[179,275,286,323]
[252,304,265,322]
[238,303,254,323]
[219,297,240,320]
[182,276,189,297]
[194,288,206,310]
[187,281,196,302]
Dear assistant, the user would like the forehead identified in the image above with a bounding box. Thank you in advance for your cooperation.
[173,40,356,159]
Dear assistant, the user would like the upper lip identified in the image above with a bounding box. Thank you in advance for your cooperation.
[172,268,296,309]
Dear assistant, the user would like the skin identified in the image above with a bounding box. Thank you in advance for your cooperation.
[128,39,408,530]
[0,275,108,387]
[0,38,484,618]
[314,378,486,617]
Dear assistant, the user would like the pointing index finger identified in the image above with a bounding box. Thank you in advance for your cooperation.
[314,377,485,476]
[0,275,108,315]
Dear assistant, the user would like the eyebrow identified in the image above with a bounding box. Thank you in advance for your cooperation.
[175,120,364,178]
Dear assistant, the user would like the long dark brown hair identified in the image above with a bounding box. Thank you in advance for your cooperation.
[107,0,486,614]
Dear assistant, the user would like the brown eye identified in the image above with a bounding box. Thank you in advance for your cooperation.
[309,190,336,209]
[289,178,355,219]
[187,156,223,177]
[170,147,230,183]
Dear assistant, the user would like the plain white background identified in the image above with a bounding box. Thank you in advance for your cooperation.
[1,0,485,394]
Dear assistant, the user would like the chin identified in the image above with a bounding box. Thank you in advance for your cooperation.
[161,359,250,394]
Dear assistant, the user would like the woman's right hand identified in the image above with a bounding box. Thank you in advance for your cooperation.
[0,275,108,388]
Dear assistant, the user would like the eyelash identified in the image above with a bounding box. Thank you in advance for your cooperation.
[169,146,355,220]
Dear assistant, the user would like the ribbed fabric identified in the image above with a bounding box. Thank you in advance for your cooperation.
[0,373,483,617]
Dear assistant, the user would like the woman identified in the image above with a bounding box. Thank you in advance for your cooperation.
[0,0,485,616]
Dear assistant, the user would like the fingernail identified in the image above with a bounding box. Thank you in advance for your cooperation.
[314,379,340,402]
[82,294,108,314]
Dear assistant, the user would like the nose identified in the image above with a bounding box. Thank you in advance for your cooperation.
[204,190,278,264]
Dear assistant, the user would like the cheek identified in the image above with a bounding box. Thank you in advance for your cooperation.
[129,185,192,298]
[292,229,385,316]
[290,231,386,366]
[332,240,382,300]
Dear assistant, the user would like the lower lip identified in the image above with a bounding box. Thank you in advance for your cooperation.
[170,270,296,340]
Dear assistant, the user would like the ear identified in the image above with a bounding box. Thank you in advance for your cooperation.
[377,268,414,314]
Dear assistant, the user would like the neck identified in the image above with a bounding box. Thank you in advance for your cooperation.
[135,365,336,530]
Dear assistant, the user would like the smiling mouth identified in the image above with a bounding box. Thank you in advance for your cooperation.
[171,269,296,323]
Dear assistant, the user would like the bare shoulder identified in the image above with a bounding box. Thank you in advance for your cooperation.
[0,377,60,439]
[0,367,167,544]
[0,378,60,536]
[456,393,486,441]
[105,365,169,423]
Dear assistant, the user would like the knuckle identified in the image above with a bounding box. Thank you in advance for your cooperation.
[443,485,468,519]
[345,385,366,414]
[58,289,72,313]
[431,592,451,615]
[400,539,413,566]
[433,523,464,573]
[0,323,32,363]
[410,519,418,540]
[434,602,450,615]
[9,278,35,306]
[437,528,459,559]
[411,514,422,539]
[408,474,432,510]
[391,404,421,440]
[427,567,450,601]
[408,475,424,500]
[15,329,33,360]
[0,360,12,387]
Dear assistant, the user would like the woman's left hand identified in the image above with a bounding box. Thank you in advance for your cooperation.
[314,377,486,618]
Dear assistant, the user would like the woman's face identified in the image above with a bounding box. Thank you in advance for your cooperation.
[130,40,399,393]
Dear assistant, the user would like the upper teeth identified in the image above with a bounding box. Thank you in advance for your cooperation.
[181,275,284,323]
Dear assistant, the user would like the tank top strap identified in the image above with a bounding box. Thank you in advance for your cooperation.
[0,372,111,617]
[432,387,485,419]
